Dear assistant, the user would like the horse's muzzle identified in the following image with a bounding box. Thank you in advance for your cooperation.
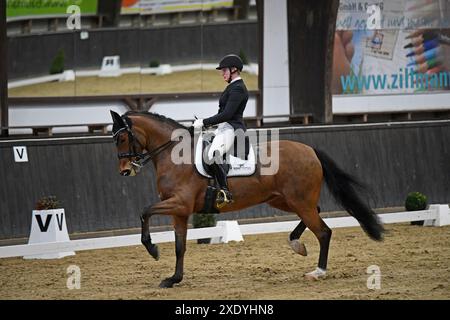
[119,159,138,177]
[120,169,131,176]
[120,167,137,177]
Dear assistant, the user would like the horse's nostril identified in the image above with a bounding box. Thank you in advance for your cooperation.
[121,169,131,176]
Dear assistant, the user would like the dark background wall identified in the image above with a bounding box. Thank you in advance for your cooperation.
[287,0,338,123]
[1,121,449,240]
[8,21,258,80]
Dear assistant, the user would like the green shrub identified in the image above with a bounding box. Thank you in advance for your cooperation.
[149,60,160,68]
[35,196,61,210]
[193,214,216,244]
[49,49,65,74]
[193,213,216,228]
[405,192,427,226]
[239,49,249,65]
[405,192,428,211]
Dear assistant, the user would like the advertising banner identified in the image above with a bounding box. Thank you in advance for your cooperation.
[121,0,233,15]
[333,0,450,95]
[7,0,98,18]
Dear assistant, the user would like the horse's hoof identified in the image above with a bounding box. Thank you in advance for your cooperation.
[159,277,181,288]
[304,268,327,281]
[288,239,307,256]
[159,279,174,288]
[147,244,160,261]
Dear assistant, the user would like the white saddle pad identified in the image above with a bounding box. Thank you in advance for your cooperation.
[194,131,256,178]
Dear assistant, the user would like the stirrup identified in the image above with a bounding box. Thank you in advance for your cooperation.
[216,189,233,208]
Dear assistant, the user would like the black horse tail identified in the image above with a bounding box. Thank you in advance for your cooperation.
[314,149,384,241]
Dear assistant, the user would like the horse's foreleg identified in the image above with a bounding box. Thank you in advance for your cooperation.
[141,206,160,260]
[159,215,188,288]
[139,197,192,288]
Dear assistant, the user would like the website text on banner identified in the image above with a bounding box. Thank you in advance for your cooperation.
[333,0,450,96]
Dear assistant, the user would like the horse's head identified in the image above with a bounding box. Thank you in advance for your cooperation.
[110,110,147,177]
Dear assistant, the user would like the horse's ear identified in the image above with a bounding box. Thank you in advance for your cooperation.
[110,110,125,127]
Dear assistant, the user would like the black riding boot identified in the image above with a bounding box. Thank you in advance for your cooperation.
[210,162,233,207]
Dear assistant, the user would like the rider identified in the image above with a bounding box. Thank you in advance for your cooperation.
[192,54,249,205]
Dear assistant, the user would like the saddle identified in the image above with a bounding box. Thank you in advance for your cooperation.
[195,130,256,214]
[194,131,256,178]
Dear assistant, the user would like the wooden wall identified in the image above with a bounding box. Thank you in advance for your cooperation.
[1,121,449,239]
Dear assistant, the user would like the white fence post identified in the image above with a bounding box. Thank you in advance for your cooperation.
[427,204,450,227]
[211,221,244,244]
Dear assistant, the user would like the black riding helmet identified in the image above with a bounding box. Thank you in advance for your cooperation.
[216,54,244,72]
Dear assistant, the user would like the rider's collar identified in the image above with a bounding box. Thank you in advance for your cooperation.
[229,76,242,84]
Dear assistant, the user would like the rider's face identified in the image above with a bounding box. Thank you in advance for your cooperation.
[220,68,231,82]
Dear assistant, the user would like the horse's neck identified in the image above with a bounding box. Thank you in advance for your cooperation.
[138,116,177,168]
[138,117,172,149]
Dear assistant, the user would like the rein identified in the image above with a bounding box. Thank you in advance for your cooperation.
[134,140,177,167]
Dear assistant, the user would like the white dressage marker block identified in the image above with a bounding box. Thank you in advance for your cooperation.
[158,64,172,75]
[23,209,75,259]
[424,205,450,227]
[211,221,244,244]
[99,56,122,77]
[60,70,75,82]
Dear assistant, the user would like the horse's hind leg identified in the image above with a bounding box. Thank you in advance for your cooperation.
[288,203,332,280]
[287,209,325,258]
[288,204,321,245]
[305,215,332,280]
[267,198,308,256]
[289,221,308,256]
[303,211,332,280]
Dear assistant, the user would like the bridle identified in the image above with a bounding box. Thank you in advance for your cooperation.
[112,116,177,169]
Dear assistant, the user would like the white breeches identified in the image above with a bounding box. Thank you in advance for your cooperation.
[207,123,235,161]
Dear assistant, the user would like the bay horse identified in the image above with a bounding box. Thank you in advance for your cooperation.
[110,110,384,288]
